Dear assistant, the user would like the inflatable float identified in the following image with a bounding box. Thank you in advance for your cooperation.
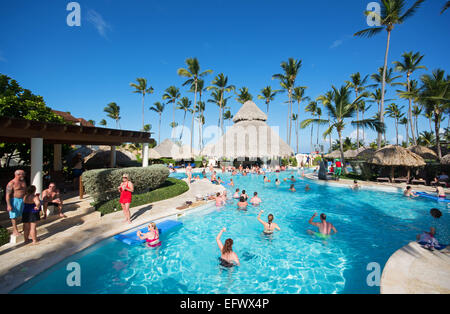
[415,191,450,203]
[114,220,182,245]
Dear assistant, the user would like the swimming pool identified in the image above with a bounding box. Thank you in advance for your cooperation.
[13,171,449,294]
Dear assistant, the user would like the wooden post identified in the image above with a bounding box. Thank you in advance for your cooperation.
[79,175,84,200]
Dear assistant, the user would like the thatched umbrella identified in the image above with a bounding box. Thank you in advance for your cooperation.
[344,147,372,159]
[148,148,161,160]
[367,145,426,182]
[203,101,293,160]
[407,145,438,160]
[324,150,341,159]
[440,154,450,165]
[355,147,376,160]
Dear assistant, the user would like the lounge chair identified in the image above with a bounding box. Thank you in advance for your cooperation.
[411,179,426,185]
[394,177,409,184]
[376,177,390,183]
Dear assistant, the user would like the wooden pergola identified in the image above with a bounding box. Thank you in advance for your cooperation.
[0,116,155,195]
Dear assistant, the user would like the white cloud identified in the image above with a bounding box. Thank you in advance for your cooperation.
[87,10,111,38]
[330,40,343,49]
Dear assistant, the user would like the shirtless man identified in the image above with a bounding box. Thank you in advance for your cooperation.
[403,186,418,198]
[436,186,446,199]
[42,183,66,218]
[5,170,27,237]
[307,213,337,239]
[250,192,262,205]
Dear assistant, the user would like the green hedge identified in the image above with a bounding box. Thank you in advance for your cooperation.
[82,165,169,203]
[94,178,189,216]
[0,226,9,247]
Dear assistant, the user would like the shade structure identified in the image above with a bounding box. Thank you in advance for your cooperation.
[407,145,438,160]
[150,139,198,160]
[203,101,293,159]
[148,148,161,160]
[355,147,376,160]
[324,150,342,159]
[441,154,450,165]
[367,145,426,167]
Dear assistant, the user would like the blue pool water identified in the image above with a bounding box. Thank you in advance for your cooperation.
[13,171,449,294]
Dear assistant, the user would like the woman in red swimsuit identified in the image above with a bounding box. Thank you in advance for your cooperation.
[118,173,134,223]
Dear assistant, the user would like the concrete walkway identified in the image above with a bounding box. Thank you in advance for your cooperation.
[0,178,224,293]
[381,242,450,294]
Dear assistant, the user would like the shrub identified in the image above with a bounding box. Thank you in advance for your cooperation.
[313,156,322,166]
[82,164,169,203]
[289,157,298,167]
[95,178,189,216]
[0,226,9,247]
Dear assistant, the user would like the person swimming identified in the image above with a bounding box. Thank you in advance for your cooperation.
[228,178,234,186]
[436,186,446,199]
[404,186,418,197]
[305,184,311,192]
[137,222,161,248]
[307,213,337,239]
[257,210,281,235]
[290,176,296,182]
[216,227,240,267]
[215,192,225,206]
[351,180,360,190]
[250,192,262,205]
[233,188,240,199]
[241,190,248,201]
[237,196,248,210]
[275,179,281,186]
[289,184,296,192]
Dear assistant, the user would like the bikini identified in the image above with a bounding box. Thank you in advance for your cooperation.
[145,230,161,248]
[264,222,274,235]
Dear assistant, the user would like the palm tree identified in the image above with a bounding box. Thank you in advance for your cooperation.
[305,101,319,154]
[359,100,372,144]
[419,69,449,158]
[393,51,427,145]
[104,102,121,129]
[207,74,235,135]
[354,0,425,148]
[257,86,279,113]
[150,102,165,144]
[162,86,181,135]
[223,110,234,126]
[177,57,212,156]
[292,114,299,153]
[236,87,253,104]
[208,89,231,134]
[143,124,152,132]
[400,117,409,145]
[417,131,436,146]
[273,58,303,146]
[195,101,205,150]
[346,72,369,148]
[316,91,334,151]
[99,119,107,127]
[441,1,450,13]
[130,78,154,130]
[412,104,423,138]
[176,97,192,140]
[301,85,385,173]
[292,87,310,150]
[386,103,405,145]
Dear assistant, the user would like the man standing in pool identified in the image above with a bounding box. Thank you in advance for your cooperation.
[307,213,337,239]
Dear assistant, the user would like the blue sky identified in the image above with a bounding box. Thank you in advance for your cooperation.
[1,0,449,153]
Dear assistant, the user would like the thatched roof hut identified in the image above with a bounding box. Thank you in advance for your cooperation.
[203,101,293,160]
[344,147,371,159]
[367,145,426,182]
[324,150,342,159]
[83,149,137,169]
[407,145,438,160]
[441,154,450,165]
[355,147,375,160]
[150,139,199,160]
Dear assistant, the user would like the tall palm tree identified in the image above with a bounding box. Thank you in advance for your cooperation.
[305,101,319,154]
[292,86,310,150]
[99,119,107,127]
[292,114,299,153]
[393,51,427,145]
[208,89,231,134]
[195,101,206,150]
[386,103,405,145]
[400,117,409,145]
[257,86,279,113]
[207,74,235,135]
[346,72,369,148]
[419,69,449,158]
[104,102,121,129]
[273,58,302,146]
[236,87,253,104]
[359,100,372,144]
[354,0,425,148]
[176,97,192,140]
[130,78,154,130]
[223,110,234,126]
[162,86,181,136]
[412,104,422,138]
[177,57,212,156]
[301,85,385,173]
[150,102,165,144]
[316,91,334,151]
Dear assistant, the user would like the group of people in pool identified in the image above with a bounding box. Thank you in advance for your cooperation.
[403,185,446,199]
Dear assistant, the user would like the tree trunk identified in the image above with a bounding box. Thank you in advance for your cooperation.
[158,114,161,144]
[338,130,348,174]
[142,94,145,131]
[395,119,399,146]
[180,111,187,140]
[407,74,416,145]
[355,90,360,149]
[378,29,391,148]
[190,81,198,157]
[435,114,442,159]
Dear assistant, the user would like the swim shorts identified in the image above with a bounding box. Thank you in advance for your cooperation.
[9,198,24,219]
[314,232,330,240]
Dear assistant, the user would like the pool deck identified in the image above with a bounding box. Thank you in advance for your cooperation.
[0,178,224,294]
[304,172,450,294]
